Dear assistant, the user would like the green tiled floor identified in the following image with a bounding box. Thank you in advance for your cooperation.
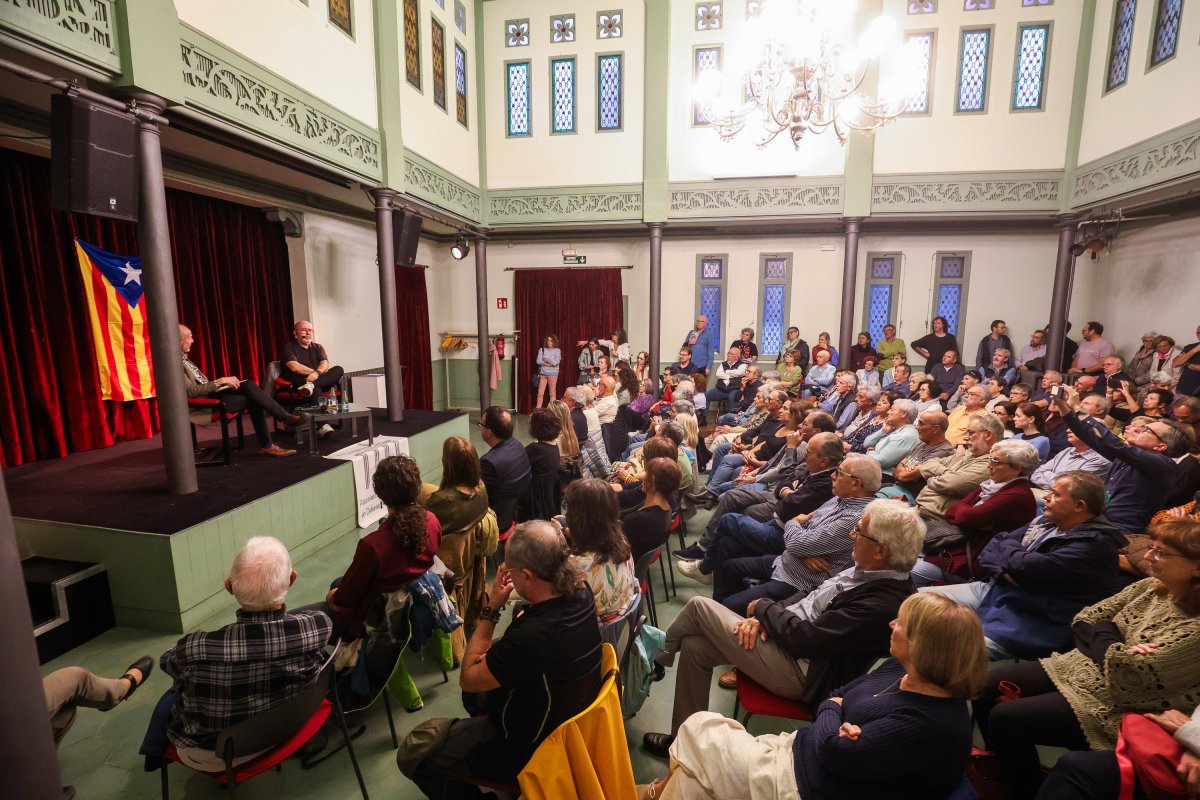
[47,415,791,798]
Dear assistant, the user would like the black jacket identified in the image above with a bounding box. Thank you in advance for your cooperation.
[775,467,835,521]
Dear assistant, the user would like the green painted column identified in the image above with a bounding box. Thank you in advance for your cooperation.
[642,0,670,222]
[112,0,186,102]
[374,0,407,190]
[1061,0,1097,213]
[841,0,882,218]
[474,0,490,224]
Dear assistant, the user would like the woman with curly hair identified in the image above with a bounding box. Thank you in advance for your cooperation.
[559,478,638,618]
[319,455,441,640]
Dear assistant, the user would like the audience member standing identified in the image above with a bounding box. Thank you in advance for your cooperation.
[848,331,880,372]
[776,326,810,370]
[812,331,839,366]
[533,334,561,409]
[975,320,1014,371]
[682,315,716,376]
[577,339,602,384]
[1016,329,1048,373]
[1171,324,1200,396]
[912,316,960,374]
[1069,321,1115,376]
[876,323,907,365]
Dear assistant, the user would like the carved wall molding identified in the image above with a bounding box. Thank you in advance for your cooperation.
[1072,126,1200,206]
[872,177,1060,210]
[489,190,643,221]
[179,36,380,179]
[0,0,119,71]
[668,184,842,216]
[403,157,482,218]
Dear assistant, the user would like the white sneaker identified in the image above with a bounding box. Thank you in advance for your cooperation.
[297,382,315,399]
[318,423,334,438]
[677,559,713,585]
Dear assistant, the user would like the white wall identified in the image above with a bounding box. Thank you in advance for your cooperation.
[401,0,481,186]
[175,0,379,128]
[1077,0,1200,165]
[1071,215,1200,358]
[483,0,645,189]
[874,0,1080,173]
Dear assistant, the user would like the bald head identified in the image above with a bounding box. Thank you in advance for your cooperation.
[178,324,194,354]
[293,320,315,346]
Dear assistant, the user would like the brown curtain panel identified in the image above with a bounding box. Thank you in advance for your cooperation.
[514,268,623,414]
[394,265,433,410]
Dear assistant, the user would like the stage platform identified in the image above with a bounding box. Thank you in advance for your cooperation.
[7,409,468,633]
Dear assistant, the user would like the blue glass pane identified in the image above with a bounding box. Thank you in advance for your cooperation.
[507,63,530,135]
[1107,0,1137,90]
[700,285,723,358]
[937,284,962,335]
[455,47,466,94]
[598,54,622,130]
[868,285,893,345]
[1152,0,1182,66]
[761,284,786,354]
[701,258,723,279]
[454,0,467,33]
[694,46,721,124]
[1014,25,1049,110]
[552,58,575,133]
[764,257,787,279]
[957,29,991,112]
[940,256,965,278]
[905,33,934,113]
[871,257,894,279]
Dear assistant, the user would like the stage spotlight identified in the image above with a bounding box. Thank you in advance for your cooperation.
[1069,240,1088,257]
[450,236,470,260]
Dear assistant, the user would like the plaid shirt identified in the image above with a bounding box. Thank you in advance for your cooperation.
[771,495,872,592]
[161,607,331,748]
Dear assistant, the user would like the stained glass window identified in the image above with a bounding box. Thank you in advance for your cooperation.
[699,285,723,356]
[908,1,937,13]
[701,258,723,279]
[694,45,722,125]
[506,19,529,47]
[1013,24,1050,111]
[455,44,468,127]
[598,53,623,131]
[403,0,420,90]
[956,28,992,112]
[862,254,900,345]
[598,10,622,38]
[329,0,352,37]
[904,32,935,114]
[454,0,466,33]
[765,257,787,279]
[507,61,531,136]
[1106,0,1137,91]
[932,253,970,336]
[963,0,992,8]
[699,256,726,360]
[759,255,790,355]
[697,3,722,30]
[551,57,576,134]
[1022,0,1053,5]
[746,0,763,18]
[432,18,447,110]
[552,14,576,43]
[1151,0,1182,67]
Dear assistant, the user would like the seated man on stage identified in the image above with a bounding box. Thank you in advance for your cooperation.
[139,536,332,771]
[641,499,921,757]
[180,324,301,457]
[281,320,345,399]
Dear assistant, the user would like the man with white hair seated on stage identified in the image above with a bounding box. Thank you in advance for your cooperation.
[139,536,332,771]
[281,319,345,399]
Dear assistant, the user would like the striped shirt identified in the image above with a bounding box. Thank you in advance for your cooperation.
[161,607,332,748]
[771,495,873,591]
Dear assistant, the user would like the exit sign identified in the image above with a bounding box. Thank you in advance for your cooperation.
[496,297,508,309]
[563,255,586,265]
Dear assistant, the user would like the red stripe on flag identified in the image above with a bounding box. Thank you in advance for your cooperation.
[120,298,142,400]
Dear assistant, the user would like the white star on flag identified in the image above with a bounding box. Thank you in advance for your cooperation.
[120,261,142,285]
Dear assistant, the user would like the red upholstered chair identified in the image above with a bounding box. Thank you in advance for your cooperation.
[265,359,341,409]
[187,396,245,466]
[158,647,367,800]
[731,673,813,727]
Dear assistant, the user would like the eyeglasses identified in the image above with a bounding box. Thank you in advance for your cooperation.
[1147,546,1191,561]
[836,468,860,482]
[1128,423,1165,441]
[987,457,1011,467]
[850,525,880,544]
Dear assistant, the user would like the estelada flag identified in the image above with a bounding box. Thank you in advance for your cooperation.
[73,238,156,401]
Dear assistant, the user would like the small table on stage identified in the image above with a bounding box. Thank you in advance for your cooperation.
[303,403,375,454]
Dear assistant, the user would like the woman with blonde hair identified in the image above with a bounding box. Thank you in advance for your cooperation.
[637,592,988,799]
[547,399,579,458]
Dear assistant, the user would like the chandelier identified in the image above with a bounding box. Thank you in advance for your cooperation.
[695,0,925,149]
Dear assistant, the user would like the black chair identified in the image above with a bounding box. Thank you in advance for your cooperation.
[187,396,246,466]
[159,645,368,799]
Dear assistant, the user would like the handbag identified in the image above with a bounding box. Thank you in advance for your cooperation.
[1115,713,1187,800]
[922,515,969,552]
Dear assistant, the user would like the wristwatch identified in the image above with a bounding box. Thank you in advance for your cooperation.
[478,605,504,624]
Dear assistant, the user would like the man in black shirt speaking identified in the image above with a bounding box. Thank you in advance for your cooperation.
[402,521,603,798]
[280,320,344,399]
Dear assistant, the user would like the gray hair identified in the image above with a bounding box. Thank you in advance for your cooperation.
[229,536,293,612]
[674,380,696,401]
[839,371,859,390]
[1149,370,1174,385]
[862,499,926,572]
[808,432,845,465]
[505,520,582,597]
[760,370,781,381]
[769,389,789,406]
[991,439,1041,477]
[565,386,585,405]
[842,454,883,493]
[1107,356,1125,368]
[970,412,1006,441]
[671,399,693,416]
[994,348,1011,359]
[1083,394,1110,413]
[1142,330,1159,340]
[860,384,882,403]
[1043,370,1063,384]
[892,398,919,423]
[579,385,595,405]
[639,378,654,393]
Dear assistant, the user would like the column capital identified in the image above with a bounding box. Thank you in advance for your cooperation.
[841,216,865,230]
[369,188,400,209]
[646,221,666,234]
[1054,213,1082,230]
[473,228,492,243]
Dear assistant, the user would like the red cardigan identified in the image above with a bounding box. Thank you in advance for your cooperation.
[943,479,1037,538]
[331,511,442,639]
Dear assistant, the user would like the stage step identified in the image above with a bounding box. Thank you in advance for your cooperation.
[23,557,116,664]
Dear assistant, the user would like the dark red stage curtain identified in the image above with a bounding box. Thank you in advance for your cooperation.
[395,265,433,410]
[0,148,292,468]
[514,268,623,414]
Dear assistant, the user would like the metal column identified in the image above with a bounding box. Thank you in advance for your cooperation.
[371,189,405,422]
[648,222,664,393]
[475,232,491,413]
[839,217,864,359]
[1046,215,1080,373]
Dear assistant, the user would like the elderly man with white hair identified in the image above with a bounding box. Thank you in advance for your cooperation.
[139,537,331,771]
[642,498,923,758]
[593,374,619,424]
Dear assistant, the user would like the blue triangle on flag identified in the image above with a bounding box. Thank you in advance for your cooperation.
[77,239,144,308]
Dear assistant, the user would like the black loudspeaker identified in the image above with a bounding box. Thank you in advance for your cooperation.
[392,211,423,266]
[50,94,139,222]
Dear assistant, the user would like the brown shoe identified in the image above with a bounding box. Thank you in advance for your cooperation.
[718,668,738,689]
[283,412,306,429]
[260,444,296,457]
